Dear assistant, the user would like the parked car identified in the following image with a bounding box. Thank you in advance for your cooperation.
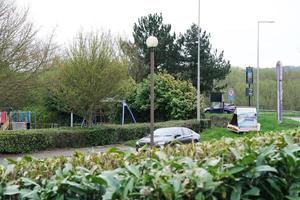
[136,127,200,151]
[204,103,236,114]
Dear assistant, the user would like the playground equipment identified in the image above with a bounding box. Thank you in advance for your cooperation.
[227,107,260,133]
[121,100,136,125]
[79,100,136,127]
[0,112,9,130]
[0,111,36,130]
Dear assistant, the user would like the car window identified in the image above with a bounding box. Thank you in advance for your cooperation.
[179,129,184,136]
[182,128,191,135]
[154,128,182,137]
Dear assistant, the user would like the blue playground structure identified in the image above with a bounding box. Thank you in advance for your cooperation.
[0,111,37,130]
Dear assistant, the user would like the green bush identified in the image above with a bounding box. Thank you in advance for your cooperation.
[0,119,210,153]
[127,73,206,122]
[208,114,231,127]
[0,129,299,199]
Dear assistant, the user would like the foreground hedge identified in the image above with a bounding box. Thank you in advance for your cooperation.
[0,129,299,199]
[0,119,210,153]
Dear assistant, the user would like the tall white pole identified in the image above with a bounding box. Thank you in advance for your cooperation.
[122,100,125,125]
[257,21,275,116]
[71,112,73,127]
[276,61,283,124]
[197,0,201,121]
[256,22,260,115]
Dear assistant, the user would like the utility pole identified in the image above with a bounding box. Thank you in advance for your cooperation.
[197,0,201,122]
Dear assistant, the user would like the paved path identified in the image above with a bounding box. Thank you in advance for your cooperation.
[0,144,134,165]
[288,117,300,123]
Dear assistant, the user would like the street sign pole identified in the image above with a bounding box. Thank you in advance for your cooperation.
[246,67,254,107]
[276,61,283,124]
[248,84,251,106]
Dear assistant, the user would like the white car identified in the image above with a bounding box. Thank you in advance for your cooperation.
[136,127,200,151]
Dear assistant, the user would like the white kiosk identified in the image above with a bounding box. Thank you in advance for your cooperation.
[227,107,260,133]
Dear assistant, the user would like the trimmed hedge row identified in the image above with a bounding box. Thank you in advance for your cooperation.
[0,119,210,153]
[209,115,231,127]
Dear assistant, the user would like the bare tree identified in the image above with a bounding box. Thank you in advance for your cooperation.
[0,0,54,108]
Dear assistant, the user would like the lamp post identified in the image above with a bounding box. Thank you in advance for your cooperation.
[257,20,274,115]
[197,0,201,121]
[146,36,158,146]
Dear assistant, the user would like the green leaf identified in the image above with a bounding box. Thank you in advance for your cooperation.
[179,157,194,167]
[256,165,278,173]
[122,178,134,199]
[160,183,174,199]
[125,164,140,177]
[100,170,120,191]
[230,185,241,200]
[244,187,260,196]
[240,154,256,165]
[206,158,221,167]
[21,177,40,187]
[267,178,282,193]
[155,151,168,161]
[22,155,34,162]
[228,166,245,175]
[3,164,15,178]
[284,144,300,153]
[283,135,294,146]
[90,176,107,186]
[286,197,300,200]
[229,147,241,160]
[19,189,40,199]
[195,192,205,200]
[64,180,83,189]
[257,145,275,165]
[4,185,19,196]
[4,158,18,165]
[106,147,125,155]
[288,182,300,197]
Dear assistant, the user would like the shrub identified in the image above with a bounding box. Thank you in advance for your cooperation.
[0,129,299,199]
[127,73,206,122]
[0,119,210,153]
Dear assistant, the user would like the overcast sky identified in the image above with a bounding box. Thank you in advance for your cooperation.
[16,0,300,68]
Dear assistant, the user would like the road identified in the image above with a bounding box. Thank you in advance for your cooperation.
[0,144,134,165]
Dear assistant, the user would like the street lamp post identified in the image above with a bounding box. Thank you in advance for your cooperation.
[146,36,158,147]
[257,20,274,115]
[197,0,201,122]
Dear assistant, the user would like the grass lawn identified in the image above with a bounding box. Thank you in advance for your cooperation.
[201,112,299,141]
[125,112,300,146]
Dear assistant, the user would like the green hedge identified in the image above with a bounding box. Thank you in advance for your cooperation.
[0,119,210,153]
[1,130,299,199]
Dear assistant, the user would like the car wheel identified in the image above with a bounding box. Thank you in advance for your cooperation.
[193,139,199,143]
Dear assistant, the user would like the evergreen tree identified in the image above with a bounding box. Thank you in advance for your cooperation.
[179,24,231,94]
[133,13,181,74]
